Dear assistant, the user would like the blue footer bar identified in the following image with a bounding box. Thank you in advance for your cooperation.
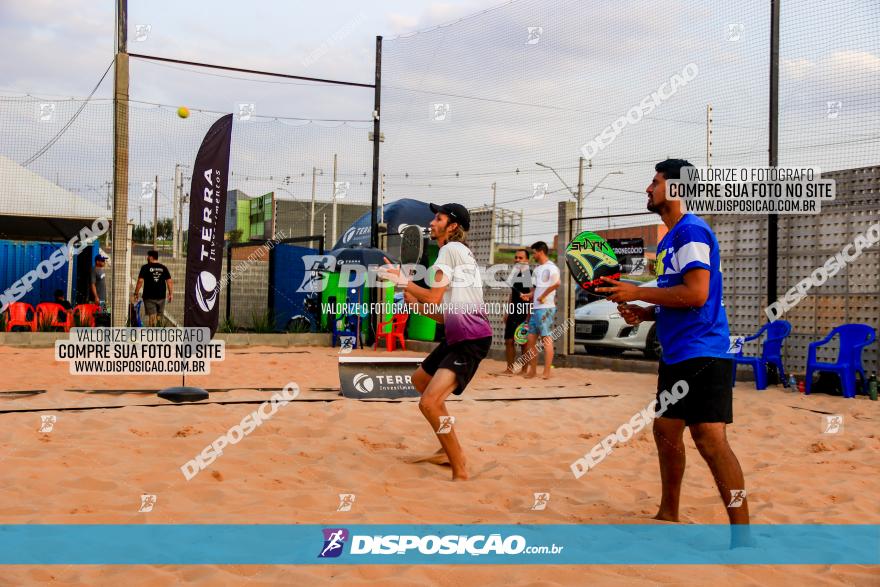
[0,524,876,565]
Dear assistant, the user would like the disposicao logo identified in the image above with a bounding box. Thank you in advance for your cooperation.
[319,528,349,558]
[196,270,219,312]
[347,533,529,556]
[318,530,557,558]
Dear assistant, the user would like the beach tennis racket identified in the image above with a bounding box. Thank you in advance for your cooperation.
[565,231,621,293]
[513,321,529,345]
[399,224,424,265]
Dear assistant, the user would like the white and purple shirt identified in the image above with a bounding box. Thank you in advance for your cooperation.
[430,241,493,345]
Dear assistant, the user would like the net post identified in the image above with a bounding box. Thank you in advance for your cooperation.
[370,36,382,249]
[110,0,130,327]
[558,200,576,356]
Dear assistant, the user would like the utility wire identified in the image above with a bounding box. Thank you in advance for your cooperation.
[22,60,114,167]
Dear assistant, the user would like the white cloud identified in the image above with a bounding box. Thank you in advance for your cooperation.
[824,50,880,76]
[783,50,880,103]
[387,13,420,34]
[783,57,814,80]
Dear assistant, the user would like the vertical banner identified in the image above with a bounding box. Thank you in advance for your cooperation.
[185,113,233,336]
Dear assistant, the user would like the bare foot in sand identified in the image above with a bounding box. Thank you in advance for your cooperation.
[542,369,552,379]
[652,511,679,523]
[409,448,450,466]
[494,369,515,376]
[452,462,469,481]
[524,370,537,379]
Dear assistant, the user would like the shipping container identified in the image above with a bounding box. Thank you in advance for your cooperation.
[0,240,99,308]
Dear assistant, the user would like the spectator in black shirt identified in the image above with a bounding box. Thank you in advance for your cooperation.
[133,250,173,326]
[499,248,533,375]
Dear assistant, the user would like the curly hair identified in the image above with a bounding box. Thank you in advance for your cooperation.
[447,224,469,246]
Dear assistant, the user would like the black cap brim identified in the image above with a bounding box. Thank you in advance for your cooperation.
[429,203,441,214]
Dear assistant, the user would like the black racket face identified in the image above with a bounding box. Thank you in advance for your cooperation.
[565,230,621,293]
[400,225,424,265]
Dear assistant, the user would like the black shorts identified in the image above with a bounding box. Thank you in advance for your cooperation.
[503,315,528,341]
[420,336,492,395]
[656,357,733,425]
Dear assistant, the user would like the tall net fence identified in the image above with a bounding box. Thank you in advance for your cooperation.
[0,97,376,224]
[381,0,767,239]
[0,60,376,325]
[0,0,878,367]
[380,0,879,370]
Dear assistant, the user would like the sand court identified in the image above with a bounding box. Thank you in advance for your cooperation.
[0,345,877,584]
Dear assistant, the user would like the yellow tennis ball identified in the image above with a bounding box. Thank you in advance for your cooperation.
[177,106,190,119]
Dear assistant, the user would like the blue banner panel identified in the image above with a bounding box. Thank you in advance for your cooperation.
[271,243,319,331]
[0,525,876,565]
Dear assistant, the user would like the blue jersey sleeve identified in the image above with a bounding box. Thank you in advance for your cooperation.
[671,224,714,274]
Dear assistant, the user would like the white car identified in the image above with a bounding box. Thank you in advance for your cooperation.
[574,280,661,359]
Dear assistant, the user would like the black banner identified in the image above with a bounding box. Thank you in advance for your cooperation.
[608,237,645,259]
[608,238,646,275]
[338,357,423,399]
[184,114,233,336]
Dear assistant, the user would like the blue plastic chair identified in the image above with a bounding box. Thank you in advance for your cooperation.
[806,324,876,398]
[732,320,792,390]
[331,288,361,349]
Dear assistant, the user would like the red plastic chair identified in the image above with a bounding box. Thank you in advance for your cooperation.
[36,302,70,332]
[6,302,36,332]
[70,304,101,328]
[375,313,408,352]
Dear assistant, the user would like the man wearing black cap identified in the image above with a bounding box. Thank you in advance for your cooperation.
[379,202,493,481]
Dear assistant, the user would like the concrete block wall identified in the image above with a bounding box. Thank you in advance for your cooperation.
[710,165,880,376]
[129,246,271,330]
[469,208,495,265]
[223,260,270,329]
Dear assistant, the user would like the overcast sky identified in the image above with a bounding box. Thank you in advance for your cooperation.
[1,0,878,241]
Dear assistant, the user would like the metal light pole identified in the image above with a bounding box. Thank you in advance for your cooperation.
[768,0,780,308]
[273,186,297,239]
[586,170,623,230]
[152,174,158,248]
[536,161,576,195]
[536,161,621,231]
[490,181,497,263]
[309,166,323,236]
[172,164,181,258]
[576,157,584,232]
[331,153,338,246]
[587,171,624,197]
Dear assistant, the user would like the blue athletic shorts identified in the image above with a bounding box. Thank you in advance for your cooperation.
[528,307,556,337]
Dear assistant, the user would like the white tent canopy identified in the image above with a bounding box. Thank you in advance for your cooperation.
[0,155,109,241]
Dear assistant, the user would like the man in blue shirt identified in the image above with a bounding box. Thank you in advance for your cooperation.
[597,159,748,533]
